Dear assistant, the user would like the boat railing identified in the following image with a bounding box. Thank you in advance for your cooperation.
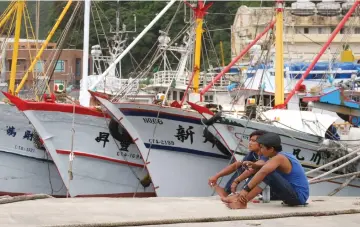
[150,70,242,91]
[86,75,139,94]
[200,72,242,91]
[151,70,188,86]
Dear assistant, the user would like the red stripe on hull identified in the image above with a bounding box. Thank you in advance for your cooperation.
[56,150,144,168]
[3,91,200,120]
[2,92,110,118]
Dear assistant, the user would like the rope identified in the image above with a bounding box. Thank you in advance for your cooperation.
[0,194,53,205]
[67,98,76,198]
[45,208,360,227]
[310,170,360,184]
[328,174,358,196]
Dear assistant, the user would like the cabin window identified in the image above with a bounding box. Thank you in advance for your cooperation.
[179,92,184,100]
[204,95,214,102]
[355,28,360,34]
[55,60,65,72]
[172,91,178,101]
[304,27,309,34]
[75,58,81,77]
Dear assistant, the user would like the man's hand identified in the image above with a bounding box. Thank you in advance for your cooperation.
[208,176,218,187]
[230,181,239,193]
[243,161,262,170]
[238,190,249,204]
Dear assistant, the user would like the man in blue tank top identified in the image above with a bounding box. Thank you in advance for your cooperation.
[208,130,268,198]
[222,132,309,209]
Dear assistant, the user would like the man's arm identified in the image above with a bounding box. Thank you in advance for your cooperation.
[242,159,267,171]
[245,155,283,190]
[208,161,243,186]
[215,161,243,178]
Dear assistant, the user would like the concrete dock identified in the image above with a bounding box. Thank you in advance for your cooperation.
[0,195,360,227]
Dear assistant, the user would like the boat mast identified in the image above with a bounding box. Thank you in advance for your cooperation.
[79,0,91,107]
[190,0,212,95]
[274,0,284,106]
[9,0,24,95]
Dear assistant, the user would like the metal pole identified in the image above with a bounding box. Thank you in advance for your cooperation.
[79,0,91,107]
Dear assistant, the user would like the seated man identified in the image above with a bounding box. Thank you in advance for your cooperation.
[208,130,268,198]
[222,132,310,209]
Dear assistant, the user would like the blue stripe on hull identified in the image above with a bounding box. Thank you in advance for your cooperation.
[144,143,229,160]
[121,109,202,125]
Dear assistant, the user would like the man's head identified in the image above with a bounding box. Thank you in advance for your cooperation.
[248,130,267,153]
[256,132,282,158]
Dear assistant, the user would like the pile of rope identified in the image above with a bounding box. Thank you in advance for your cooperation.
[318,140,358,174]
[0,194,53,205]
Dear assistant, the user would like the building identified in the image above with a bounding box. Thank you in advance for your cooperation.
[231,1,360,63]
[0,38,85,95]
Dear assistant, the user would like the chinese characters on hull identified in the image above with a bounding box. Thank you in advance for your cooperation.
[23,130,33,141]
[174,125,195,144]
[95,132,110,148]
[6,126,16,137]
[293,148,321,165]
[6,126,34,141]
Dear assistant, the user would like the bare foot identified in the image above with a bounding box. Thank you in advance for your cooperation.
[225,201,247,209]
[221,194,238,203]
[212,185,228,199]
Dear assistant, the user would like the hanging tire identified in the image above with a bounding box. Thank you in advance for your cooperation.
[108,118,133,144]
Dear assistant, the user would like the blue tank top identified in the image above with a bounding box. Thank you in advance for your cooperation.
[277,152,309,204]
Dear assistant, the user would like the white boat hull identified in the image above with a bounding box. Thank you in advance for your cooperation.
[0,103,66,196]
[94,96,233,197]
[3,94,155,197]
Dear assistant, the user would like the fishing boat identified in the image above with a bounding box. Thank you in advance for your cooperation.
[0,1,66,196]
[2,0,155,197]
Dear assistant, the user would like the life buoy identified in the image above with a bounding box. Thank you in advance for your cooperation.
[350,116,359,127]
[108,118,133,144]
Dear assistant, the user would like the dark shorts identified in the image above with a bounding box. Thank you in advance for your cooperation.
[260,171,303,205]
